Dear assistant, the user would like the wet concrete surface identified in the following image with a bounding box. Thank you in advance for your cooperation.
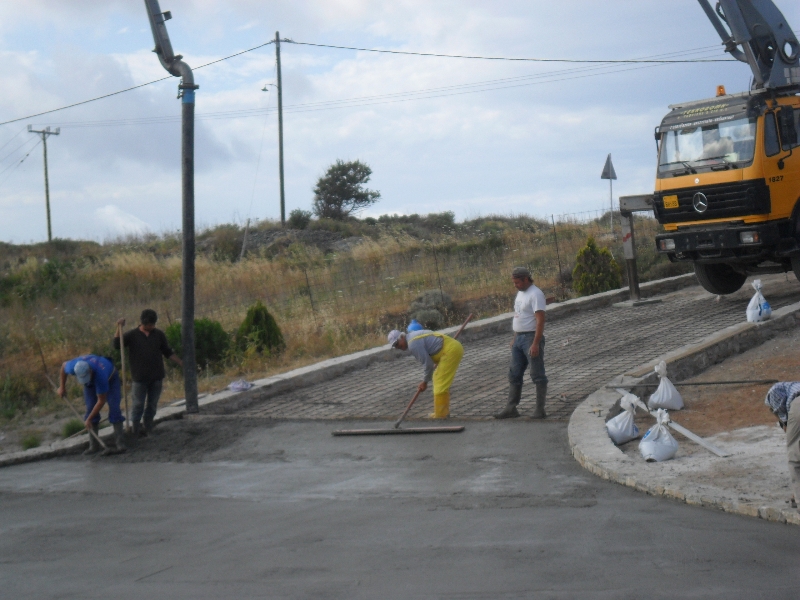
[1,417,798,599]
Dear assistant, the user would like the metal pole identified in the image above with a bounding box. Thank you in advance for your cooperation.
[181,81,198,413]
[143,0,198,412]
[551,215,563,280]
[609,179,613,234]
[276,31,286,227]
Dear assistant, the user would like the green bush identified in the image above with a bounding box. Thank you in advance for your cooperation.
[62,418,85,438]
[409,289,453,329]
[572,236,622,296]
[288,209,312,230]
[165,318,230,370]
[235,301,285,355]
[21,433,41,450]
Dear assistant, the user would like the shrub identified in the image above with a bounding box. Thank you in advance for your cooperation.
[62,418,85,438]
[409,289,453,329]
[235,301,285,355]
[165,318,230,370]
[21,433,41,450]
[572,236,622,296]
[288,209,312,230]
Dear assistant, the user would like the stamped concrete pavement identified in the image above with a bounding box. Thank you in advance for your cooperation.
[233,275,800,421]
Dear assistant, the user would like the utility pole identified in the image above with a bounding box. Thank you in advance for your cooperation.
[143,0,199,413]
[28,125,60,242]
[275,31,286,226]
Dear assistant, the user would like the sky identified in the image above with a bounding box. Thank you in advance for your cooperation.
[1,0,798,243]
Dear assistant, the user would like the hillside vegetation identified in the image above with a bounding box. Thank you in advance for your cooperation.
[0,211,688,426]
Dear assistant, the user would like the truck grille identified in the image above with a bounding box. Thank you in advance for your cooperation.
[654,179,770,224]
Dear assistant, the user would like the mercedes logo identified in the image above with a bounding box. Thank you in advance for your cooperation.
[692,192,708,213]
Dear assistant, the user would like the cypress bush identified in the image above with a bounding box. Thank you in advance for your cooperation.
[235,301,285,355]
[572,236,622,296]
[165,318,230,370]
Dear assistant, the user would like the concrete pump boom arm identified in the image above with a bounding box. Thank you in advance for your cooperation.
[697,0,800,90]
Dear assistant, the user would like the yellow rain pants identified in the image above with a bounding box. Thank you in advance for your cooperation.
[417,334,464,418]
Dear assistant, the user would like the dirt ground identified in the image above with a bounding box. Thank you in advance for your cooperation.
[630,326,800,439]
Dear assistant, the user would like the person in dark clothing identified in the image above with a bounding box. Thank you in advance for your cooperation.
[114,309,182,437]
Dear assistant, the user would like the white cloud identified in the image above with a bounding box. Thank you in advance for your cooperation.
[95,204,151,238]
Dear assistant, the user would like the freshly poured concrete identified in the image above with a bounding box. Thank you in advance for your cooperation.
[1,418,797,599]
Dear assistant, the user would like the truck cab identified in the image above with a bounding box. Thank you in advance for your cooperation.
[653,90,800,294]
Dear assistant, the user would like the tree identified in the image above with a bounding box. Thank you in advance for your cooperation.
[572,236,622,296]
[312,159,380,220]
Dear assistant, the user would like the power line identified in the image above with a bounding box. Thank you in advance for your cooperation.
[285,39,736,63]
[0,139,41,184]
[0,41,276,127]
[38,45,727,130]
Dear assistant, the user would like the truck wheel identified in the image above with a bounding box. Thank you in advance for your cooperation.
[694,263,747,295]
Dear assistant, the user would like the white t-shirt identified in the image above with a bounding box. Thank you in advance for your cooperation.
[513,284,546,332]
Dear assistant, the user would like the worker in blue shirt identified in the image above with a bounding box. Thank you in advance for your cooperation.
[58,354,126,455]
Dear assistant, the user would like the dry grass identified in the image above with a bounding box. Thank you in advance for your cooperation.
[0,213,685,420]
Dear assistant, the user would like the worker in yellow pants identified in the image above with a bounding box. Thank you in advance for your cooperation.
[388,329,464,418]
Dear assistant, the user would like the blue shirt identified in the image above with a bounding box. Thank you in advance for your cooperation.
[64,355,115,394]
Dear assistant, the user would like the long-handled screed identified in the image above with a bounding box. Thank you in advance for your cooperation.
[117,323,131,433]
[332,314,473,436]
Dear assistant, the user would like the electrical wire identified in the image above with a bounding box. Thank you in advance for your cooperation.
[285,39,736,63]
[0,127,27,154]
[0,41,276,127]
[37,45,727,130]
[0,135,39,165]
[0,139,41,185]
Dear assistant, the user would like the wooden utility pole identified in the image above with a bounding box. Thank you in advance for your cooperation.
[28,125,60,242]
[275,31,286,226]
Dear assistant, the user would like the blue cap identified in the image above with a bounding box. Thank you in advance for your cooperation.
[407,319,423,332]
[74,361,92,385]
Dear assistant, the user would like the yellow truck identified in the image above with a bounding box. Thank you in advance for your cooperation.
[654,0,800,294]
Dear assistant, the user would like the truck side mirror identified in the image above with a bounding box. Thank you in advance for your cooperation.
[778,107,798,149]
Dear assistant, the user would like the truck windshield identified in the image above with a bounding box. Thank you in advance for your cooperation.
[658,117,756,176]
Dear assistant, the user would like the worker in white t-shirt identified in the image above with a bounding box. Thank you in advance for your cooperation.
[494,266,548,419]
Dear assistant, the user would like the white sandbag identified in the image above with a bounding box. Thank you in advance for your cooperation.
[639,409,679,462]
[746,279,771,323]
[648,361,684,410]
[606,393,646,445]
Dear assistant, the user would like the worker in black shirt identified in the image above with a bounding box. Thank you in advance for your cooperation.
[114,309,183,437]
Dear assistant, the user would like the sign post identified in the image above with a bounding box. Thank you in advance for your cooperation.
[619,194,655,303]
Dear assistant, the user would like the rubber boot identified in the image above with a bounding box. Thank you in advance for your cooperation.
[494,384,521,419]
[143,416,154,435]
[102,422,127,456]
[532,383,547,419]
[133,421,147,438]
[429,391,450,419]
[83,423,101,455]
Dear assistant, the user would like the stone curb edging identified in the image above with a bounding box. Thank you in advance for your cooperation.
[0,273,696,468]
[568,299,800,526]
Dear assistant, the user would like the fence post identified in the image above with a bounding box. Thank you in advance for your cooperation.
[431,244,445,306]
[551,215,563,281]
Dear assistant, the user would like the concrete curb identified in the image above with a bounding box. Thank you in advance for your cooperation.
[0,273,696,468]
[568,299,800,526]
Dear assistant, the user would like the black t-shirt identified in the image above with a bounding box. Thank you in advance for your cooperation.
[113,327,175,383]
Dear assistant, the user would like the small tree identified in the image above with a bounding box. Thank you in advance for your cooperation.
[235,301,285,355]
[312,159,380,220]
[288,209,312,230]
[572,236,622,296]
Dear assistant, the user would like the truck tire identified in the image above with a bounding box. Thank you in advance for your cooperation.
[694,263,747,295]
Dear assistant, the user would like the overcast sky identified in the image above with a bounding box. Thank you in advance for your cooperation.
[1,0,798,243]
